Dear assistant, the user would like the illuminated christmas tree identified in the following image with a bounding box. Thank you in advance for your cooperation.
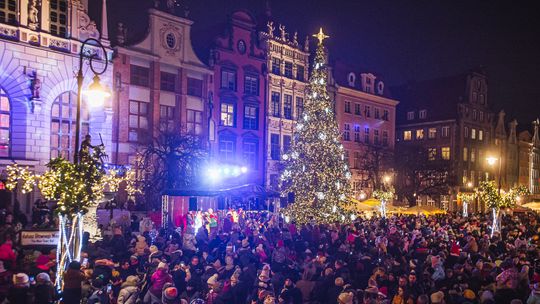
[280,29,353,224]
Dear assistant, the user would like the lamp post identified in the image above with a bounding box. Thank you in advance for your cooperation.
[74,38,110,163]
[486,155,502,236]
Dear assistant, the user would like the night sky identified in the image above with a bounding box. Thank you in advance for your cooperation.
[108,0,540,124]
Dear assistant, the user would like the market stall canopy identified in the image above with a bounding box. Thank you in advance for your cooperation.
[400,205,446,215]
[522,202,540,211]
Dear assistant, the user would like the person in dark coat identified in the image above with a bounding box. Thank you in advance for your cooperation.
[62,261,85,304]
[34,272,56,304]
[326,277,345,304]
[279,278,303,304]
[8,273,34,304]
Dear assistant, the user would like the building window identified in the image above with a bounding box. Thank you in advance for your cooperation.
[243,105,258,130]
[479,111,484,122]
[442,126,450,137]
[383,131,388,147]
[187,77,203,97]
[463,170,468,185]
[161,72,177,92]
[219,137,235,161]
[244,74,259,95]
[354,125,360,142]
[403,130,412,141]
[407,111,414,120]
[344,150,349,166]
[428,148,437,161]
[374,108,380,119]
[221,69,236,90]
[464,126,469,138]
[271,92,280,117]
[270,174,279,190]
[130,65,150,87]
[128,100,148,142]
[472,109,478,121]
[343,124,351,141]
[243,139,258,169]
[419,109,427,119]
[50,0,68,37]
[471,128,476,140]
[472,92,478,102]
[159,105,175,132]
[284,61,293,78]
[374,129,380,145]
[270,134,280,160]
[0,0,17,25]
[271,58,281,75]
[284,94,293,119]
[50,92,88,160]
[296,65,305,81]
[354,151,361,169]
[364,127,370,144]
[220,102,235,127]
[187,109,203,135]
[470,148,476,162]
[354,103,361,115]
[416,129,424,140]
[463,147,468,161]
[441,147,450,160]
[345,101,351,113]
[283,135,291,153]
[296,97,304,119]
[383,109,389,121]
[479,94,485,104]
[479,129,483,141]
[0,88,10,157]
[470,171,476,185]
[365,106,371,117]
[428,128,437,139]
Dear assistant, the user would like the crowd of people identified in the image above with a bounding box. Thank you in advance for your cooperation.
[0,205,539,304]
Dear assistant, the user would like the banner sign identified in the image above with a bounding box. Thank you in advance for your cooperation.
[20,230,59,246]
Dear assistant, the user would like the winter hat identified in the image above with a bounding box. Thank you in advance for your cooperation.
[450,243,461,256]
[480,290,494,303]
[378,286,388,298]
[338,291,354,304]
[335,277,344,287]
[13,273,29,286]
[149,245,158,254]
[207,274,219,288]
[36,272,51,283]
[431,291,445,304]
[157,262,168,270]
[463,289,476,300]
[163,285,178,300]
[122,275,140,288]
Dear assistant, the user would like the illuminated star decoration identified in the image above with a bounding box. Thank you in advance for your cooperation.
[313,27,329,45]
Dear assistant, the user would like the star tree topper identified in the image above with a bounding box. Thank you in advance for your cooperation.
[313,27,329,45]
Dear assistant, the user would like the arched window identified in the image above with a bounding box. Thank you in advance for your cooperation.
[50,92,90,160]
[0,87,10,157]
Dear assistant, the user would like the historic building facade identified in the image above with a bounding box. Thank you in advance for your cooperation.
[516,120,540,200]
[395,70,494,211]
[208,10,266,189]
[0,0,113,211]
[259,22,309,192]
[112,7,212,166]
[332,62,398,198]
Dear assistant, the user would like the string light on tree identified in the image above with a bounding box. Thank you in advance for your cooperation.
[280,28,353,224]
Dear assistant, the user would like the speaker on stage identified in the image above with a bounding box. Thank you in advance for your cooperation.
[188,197,197,211]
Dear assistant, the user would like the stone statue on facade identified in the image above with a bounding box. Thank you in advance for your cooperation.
[167,0,176,13]
[279,24,287,41]
[293,31,298,46]
[28,0,39,30]
[267,21,274,37]
[29,71,41,100]
[304,35,310,52]
[116,23,127,45]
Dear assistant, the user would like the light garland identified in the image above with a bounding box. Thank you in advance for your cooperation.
[457,192,476,217]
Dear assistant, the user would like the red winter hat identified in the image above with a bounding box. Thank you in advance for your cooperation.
[378,286,388,298]
[450,243,461,256]
[163,286,178,300]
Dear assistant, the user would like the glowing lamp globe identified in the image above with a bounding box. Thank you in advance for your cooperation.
[84,75,110,107]
[486,156,498,166]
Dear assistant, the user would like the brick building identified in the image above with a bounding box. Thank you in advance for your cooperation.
[331,62,398,198]
[208,10,266,189]
[0,0,113,212]
[394,70,494,211]
[111,7,212,166]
